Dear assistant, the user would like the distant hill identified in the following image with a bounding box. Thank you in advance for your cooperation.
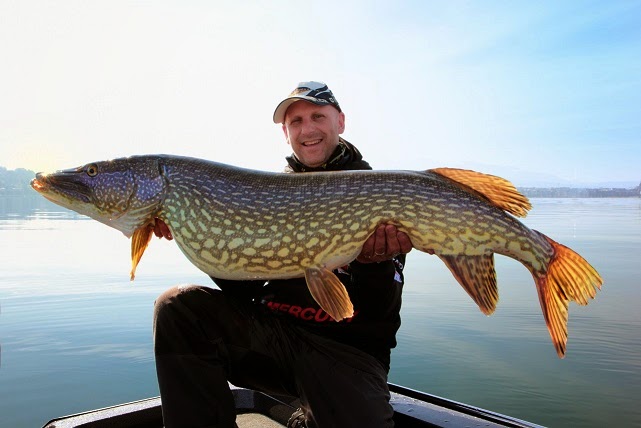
[455,162,639,188]
[520,186,640,198]
[0,166,37,194]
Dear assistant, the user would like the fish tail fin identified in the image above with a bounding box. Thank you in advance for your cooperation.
[130,225,154,280]
[305,266,354,322]
[533,231,603,358]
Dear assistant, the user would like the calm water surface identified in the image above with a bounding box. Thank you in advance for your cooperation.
[1,197,639,427]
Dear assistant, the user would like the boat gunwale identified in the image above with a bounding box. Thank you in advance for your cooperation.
[42,383,544,428]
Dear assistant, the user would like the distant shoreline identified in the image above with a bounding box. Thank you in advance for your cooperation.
[519,187,640,198]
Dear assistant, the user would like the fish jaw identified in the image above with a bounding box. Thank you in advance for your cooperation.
[31,167,136,236]
[30,157,165,238]
[31,170,93,206]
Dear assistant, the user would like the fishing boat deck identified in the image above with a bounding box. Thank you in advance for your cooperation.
[43,383,543,428]
[236,413,285,427]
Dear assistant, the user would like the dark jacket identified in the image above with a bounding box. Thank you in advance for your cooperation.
[213,139,404,370]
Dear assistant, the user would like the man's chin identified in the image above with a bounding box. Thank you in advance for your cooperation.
[300,159,325,168]
[297,149,327,168]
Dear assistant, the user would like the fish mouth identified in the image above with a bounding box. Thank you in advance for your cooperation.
[31,169,92,204]
[30,175,47,192]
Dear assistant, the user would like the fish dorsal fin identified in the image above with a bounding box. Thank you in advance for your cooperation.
[430,168,531,217]
[304,266,354,321]
[130,225,154,280]
[438,254,499,315]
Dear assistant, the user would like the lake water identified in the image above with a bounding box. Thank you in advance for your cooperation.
[1,196,639,428]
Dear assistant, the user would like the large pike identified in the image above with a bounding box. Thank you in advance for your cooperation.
[31,155,602,357]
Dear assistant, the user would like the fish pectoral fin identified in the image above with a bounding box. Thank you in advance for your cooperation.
[438,254,498,315]
[430,168,532,218]
[304,266,354,322]
[130,225,154,281]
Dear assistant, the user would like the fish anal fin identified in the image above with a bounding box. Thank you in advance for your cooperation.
[534,231,603,358]
[304,266,354,321]
[430,168,531,217]
[438,254,498,315]
[130,225,154,280]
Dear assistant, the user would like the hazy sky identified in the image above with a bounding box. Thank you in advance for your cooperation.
[1,1,639,185]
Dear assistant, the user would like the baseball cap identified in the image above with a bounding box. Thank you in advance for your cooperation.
[273,81,341,124]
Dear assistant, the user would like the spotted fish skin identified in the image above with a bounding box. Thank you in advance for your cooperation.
[31,154,602,357]
[159,159,544,279]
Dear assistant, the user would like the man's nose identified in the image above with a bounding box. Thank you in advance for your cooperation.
[300,118,317,135]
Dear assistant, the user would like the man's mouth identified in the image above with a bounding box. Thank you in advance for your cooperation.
[301,139,322,147]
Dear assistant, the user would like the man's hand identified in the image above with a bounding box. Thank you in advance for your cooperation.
[356,224,413,264]
[152,218,173,240]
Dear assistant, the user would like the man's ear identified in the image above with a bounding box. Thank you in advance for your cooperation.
[282,123,290,144]
[338,112,346,134]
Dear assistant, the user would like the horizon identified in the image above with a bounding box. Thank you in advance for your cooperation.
[1,2,639,183]
[1,161,638,190]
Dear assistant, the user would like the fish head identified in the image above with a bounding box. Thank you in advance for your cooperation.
[31,156,166,237]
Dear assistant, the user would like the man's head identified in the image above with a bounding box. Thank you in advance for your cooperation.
[274,81,345,168]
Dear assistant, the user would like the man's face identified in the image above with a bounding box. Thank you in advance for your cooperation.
[282,101,345,168]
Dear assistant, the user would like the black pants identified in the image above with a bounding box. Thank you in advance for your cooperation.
[153,285,394,428]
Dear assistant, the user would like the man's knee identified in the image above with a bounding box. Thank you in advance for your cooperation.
[153,285,228,335]
[153,285,250,355]
[154,284,225,318]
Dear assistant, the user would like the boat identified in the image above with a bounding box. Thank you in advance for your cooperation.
[42,382,543,427]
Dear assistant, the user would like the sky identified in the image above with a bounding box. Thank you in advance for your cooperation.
[1,1,639,186]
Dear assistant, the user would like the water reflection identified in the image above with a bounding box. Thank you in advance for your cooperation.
[0,194,85,220]
[1,197,640,428]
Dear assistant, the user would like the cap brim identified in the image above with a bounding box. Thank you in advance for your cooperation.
[272,96,330,124]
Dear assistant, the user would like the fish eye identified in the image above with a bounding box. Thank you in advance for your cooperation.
[86,164,99,177]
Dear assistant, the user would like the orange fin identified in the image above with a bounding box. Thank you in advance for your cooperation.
[130,225,154,280]
[304,266,354,321]
[438,254,499,315]
[534,232,603,358]
[430,168,531,217]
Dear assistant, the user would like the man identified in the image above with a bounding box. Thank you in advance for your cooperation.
[152,81,412,427]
